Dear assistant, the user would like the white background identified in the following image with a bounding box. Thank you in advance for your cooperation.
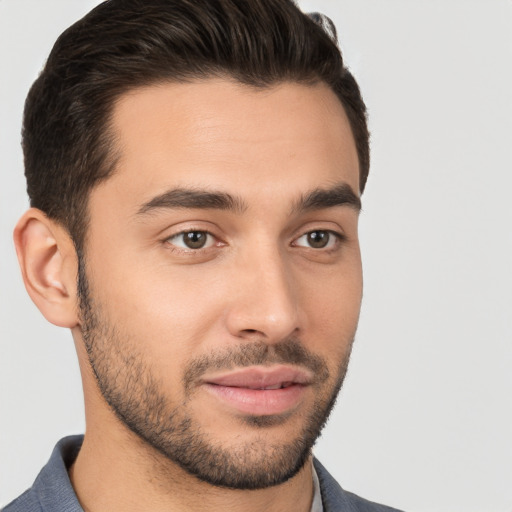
[1,1,511,510]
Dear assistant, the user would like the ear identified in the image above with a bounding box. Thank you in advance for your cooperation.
[13,208,79,328]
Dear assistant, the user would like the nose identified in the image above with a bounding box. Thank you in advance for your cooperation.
[224,245,300,343]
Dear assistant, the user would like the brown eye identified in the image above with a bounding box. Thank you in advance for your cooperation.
[307,231,329,248]
[294,230,340,249]
[184,231,208,249]
[168,231,213,250]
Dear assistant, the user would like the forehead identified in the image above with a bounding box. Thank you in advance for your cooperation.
[96,79,360,212]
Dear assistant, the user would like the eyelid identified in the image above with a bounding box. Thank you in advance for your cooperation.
[160,223,346,254]
[292,228,346,250]
[162,226,225,254]
[168,230,214,249]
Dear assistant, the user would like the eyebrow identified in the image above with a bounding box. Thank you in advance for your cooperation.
[292,183,361,214]
[137,188,247,215]
[136,182,361,217]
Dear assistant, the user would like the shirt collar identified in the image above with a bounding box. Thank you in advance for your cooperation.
[20,436,324,512]
[311,463,325,512]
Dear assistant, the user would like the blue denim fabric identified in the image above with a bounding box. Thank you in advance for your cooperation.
[3,436,404,512]
[312,459,404,512]
[2,436,84,512]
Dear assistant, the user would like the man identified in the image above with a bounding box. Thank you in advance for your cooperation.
[4,0,403,511]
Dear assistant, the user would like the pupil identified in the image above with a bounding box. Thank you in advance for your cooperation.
[308,231,328,248]
[184,232,206,249]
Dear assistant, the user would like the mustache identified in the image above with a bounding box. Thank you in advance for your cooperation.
[183,338,330,391]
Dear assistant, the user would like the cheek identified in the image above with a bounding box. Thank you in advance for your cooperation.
[86,230,362,366]
[87,249,229,365]
[299,259,362,350]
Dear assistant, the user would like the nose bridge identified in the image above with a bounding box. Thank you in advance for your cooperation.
[226,241,300,342]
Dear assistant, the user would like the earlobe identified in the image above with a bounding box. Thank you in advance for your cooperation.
[13,208,79,328]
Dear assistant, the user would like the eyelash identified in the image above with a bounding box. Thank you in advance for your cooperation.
[164,229,220,253]
[164,228,346,254]
[292,230,345,250]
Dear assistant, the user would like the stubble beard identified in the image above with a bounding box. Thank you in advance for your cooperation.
[77,256,354,490]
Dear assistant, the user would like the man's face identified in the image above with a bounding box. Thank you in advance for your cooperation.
[77,79,362,488]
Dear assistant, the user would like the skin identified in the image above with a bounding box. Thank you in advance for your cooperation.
[14,78,363,512]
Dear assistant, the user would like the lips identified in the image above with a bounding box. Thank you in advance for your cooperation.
[201,365,312,416]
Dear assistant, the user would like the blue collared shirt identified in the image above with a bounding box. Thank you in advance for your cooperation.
[3,436,84,512]
[2,436,324,512]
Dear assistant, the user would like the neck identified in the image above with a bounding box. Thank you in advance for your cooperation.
[69,426,315,512]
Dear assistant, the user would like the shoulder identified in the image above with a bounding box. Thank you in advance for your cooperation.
[313,459,405,512]
[2,488,42,512]
[2,436,84,512]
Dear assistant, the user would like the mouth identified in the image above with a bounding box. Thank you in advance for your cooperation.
[201,365,312,416]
